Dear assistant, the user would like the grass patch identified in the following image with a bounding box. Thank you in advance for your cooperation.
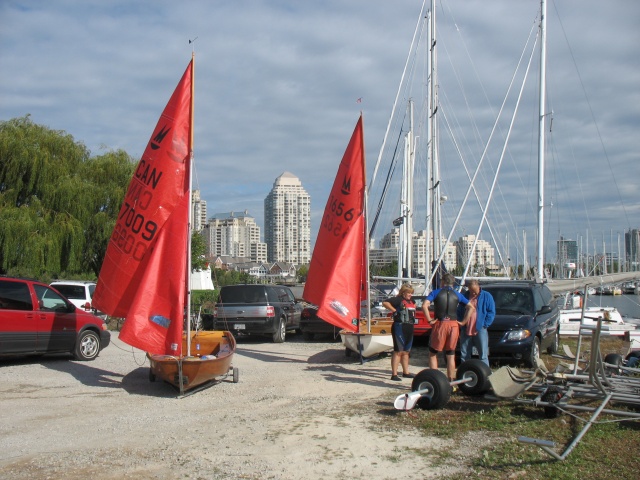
[390,336,640,479]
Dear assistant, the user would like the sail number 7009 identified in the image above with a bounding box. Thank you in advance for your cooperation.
[111,201,159,260]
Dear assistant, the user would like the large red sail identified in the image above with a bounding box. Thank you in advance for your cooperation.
[303,116,366,332]
[93,60,193,356]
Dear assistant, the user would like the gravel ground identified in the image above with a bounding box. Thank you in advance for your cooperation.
[0,332,489,479]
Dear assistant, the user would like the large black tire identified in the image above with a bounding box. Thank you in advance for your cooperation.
[604,353,623,375]
[456,359,492,396]
[272,318,286,343]
[411,369,451,410]
[547,329,559,355]
[525,336,541,368]
[73,330,101,361]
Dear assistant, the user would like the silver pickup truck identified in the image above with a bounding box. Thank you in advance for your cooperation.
[213,284,302,343]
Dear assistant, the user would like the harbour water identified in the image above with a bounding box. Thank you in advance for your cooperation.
[585,292,640,327]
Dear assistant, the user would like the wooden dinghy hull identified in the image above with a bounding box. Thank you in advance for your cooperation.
[148,330,237,394]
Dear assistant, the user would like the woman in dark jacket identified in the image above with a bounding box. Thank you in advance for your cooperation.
[382,284,416,381]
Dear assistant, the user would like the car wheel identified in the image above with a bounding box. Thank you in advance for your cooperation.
[547,330,559,355]
[456,359,492,396]
[411,369,451,410]
[74,330,101,361]
[525,336,541,368]
[302,331,315,341]
[272,318,286,343]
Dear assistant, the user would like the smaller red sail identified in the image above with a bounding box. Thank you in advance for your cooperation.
[93,60,193,356]
[303,116,366,332]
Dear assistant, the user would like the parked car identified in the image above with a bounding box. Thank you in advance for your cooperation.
[382,295,434,337]
[49,280,106,319]
[299,304,342,341]
[0,276,110,361]
[213,284,302,342]
[482,281,560,367]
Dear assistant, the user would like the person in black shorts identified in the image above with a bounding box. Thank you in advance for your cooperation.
[382,284,416,381]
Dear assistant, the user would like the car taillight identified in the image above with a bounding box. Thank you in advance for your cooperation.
[83,302,92,311]
[266,306,275,317]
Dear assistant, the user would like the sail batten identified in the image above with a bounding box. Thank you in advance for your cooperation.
[93,60,193,356]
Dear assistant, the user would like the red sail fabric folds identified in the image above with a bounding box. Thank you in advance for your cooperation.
[93,60,193,356]
[303,116,366,332]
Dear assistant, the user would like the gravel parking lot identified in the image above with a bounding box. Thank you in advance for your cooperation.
[0,332,487,479]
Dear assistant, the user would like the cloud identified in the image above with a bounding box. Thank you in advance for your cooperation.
[1,0,638,266]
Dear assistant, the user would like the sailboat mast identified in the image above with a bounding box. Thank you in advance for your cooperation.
[186,53,195,356]
[425,8,433,276]
[361,114,372,327]
[536,0,547,279]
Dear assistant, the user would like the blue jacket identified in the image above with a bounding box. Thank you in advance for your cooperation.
[457,289,496,329]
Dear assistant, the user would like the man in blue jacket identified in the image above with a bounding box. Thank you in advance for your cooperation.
[457,279,495,367]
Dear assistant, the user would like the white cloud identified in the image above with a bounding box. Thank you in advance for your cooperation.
[1,0,638,264]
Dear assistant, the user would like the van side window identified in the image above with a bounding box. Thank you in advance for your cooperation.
[33,284,69,311]
[0,280,33,310]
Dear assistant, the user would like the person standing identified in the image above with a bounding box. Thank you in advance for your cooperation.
[382,284,416,381]
[422,273,473,382]
[457,279,495,367]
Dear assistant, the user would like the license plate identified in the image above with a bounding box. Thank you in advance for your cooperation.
[472,347,479,356]
[235,324,245,330]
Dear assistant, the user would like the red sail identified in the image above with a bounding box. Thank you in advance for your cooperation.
[93,60,193,356]
[303,116,366,332]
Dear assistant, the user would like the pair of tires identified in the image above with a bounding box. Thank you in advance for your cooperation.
[410,359,492,410]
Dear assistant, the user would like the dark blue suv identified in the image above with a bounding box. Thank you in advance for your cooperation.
[482,281,559,367]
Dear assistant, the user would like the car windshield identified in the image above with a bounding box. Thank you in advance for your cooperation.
[485,287,534,315]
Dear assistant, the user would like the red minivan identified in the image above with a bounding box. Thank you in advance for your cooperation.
[0,277,110,361]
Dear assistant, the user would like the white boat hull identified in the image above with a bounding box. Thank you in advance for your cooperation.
[559,307,638,336]
[340,331,393,358]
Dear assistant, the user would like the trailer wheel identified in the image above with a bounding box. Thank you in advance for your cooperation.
[232,367,240,383]
[345,347,352,357]
[411,369,451,410]
[604,353,623,375]
[456,359,491,396]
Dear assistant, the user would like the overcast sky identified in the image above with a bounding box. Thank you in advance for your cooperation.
[1,0,638,267]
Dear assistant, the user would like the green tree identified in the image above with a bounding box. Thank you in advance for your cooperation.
[191,232,208,271]
[0,116,136,279]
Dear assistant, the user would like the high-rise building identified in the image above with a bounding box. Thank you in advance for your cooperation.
[557,237,578,264]
[374,228,457,275]
[192,190,207,232]
[625,228,640,269]
[455,234,495,273]
[202,210,267,263]
[264,172,311,265]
